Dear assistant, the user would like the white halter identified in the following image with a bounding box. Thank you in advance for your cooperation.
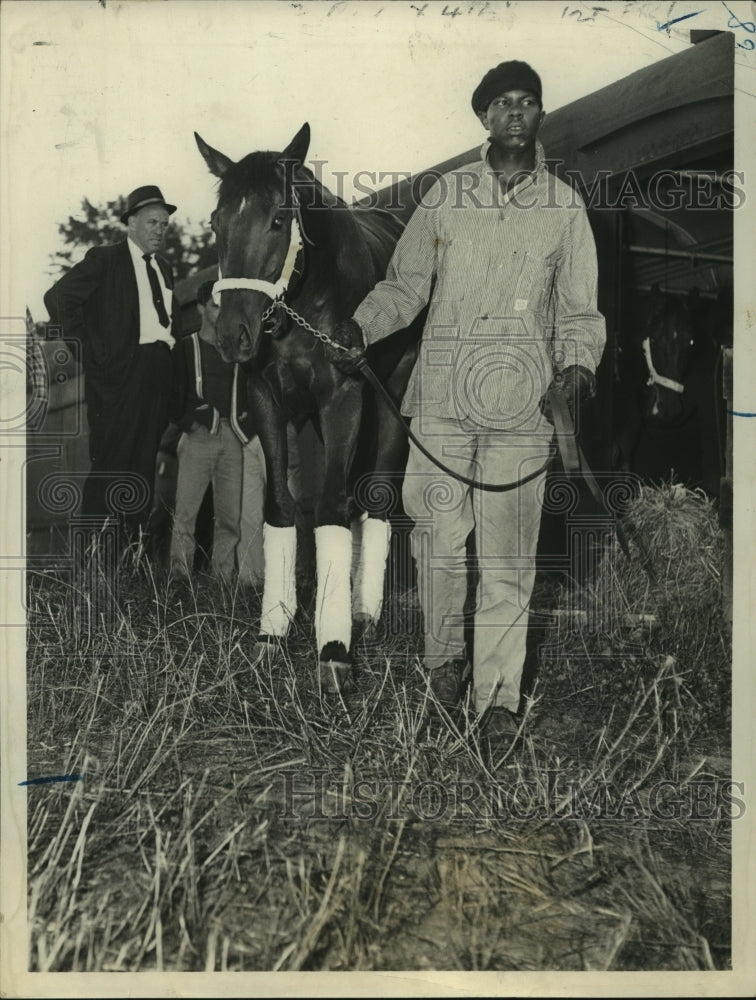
[212,216,304,306]
[642,336,684,394]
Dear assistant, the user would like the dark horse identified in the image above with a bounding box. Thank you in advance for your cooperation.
[613,285,727,499]
[194,123,419,692]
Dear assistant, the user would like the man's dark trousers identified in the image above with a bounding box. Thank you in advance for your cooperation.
[83,341,173,540]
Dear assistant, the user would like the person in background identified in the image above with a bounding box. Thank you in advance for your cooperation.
[170,280,254,585]
[44,185,180,546]
[237,422,303,589]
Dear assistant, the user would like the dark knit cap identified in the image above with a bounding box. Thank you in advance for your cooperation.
[472,60,542,114]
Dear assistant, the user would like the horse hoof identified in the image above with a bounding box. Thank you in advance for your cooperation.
[318,660,353,694]
[252,635,284,665]
[318,641,353,694]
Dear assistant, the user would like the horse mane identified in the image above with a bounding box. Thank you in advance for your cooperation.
[293,166,404,294]
[350,206,405,275]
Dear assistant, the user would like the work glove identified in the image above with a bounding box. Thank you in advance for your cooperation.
[325,318,366,374]
[539,365,596,425]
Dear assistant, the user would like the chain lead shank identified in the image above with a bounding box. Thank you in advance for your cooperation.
[263,299,349,352]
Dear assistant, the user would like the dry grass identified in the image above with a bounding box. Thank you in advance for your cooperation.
[25,485,732,972]
[543,481,730,738]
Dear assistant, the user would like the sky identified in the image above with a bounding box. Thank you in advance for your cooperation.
[2,0,754,324]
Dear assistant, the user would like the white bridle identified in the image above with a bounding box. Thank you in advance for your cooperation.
[642,336,684,394]
[212,216,304,306]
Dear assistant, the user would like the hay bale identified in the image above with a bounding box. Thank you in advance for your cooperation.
[607,482,724,617]
[545,482,730,732]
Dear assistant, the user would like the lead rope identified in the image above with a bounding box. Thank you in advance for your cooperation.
[264,298,629,561]
[361,357,629,556]
[213,213,629,549]
[256,298,552,491]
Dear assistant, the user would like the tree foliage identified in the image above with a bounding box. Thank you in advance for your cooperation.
[48,197,217,282]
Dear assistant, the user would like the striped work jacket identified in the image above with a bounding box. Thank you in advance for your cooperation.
[354,141,606,432]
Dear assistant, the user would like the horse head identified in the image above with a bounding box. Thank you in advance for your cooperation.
[641,286,696,423]
[194,123,311,363]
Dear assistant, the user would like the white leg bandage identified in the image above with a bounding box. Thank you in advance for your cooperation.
[350,512,367,587]
[315,525,353,653]
[259,524,297,637]
[352,517,392,623]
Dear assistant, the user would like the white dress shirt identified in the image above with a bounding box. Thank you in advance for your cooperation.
[127,237,174,346]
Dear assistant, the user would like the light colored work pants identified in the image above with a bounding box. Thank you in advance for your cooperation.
[237,425,303,587]
[170,420,243,582]
[402,414,551,714]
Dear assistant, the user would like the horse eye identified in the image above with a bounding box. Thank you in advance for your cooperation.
[271,214,286,231]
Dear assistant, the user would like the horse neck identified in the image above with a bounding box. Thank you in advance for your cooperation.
[293,197,375,318]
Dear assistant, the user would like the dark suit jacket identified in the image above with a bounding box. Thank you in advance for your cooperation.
[44,241,181,400]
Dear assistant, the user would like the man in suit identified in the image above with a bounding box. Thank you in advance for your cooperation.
[45,185,181,545]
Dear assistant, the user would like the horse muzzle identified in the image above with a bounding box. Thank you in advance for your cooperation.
[216,313,260,364]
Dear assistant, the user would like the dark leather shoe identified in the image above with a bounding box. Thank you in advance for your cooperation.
[480,705,520,743]
[426,657,471,711]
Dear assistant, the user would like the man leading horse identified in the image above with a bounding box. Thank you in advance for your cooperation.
[329,60,606,742]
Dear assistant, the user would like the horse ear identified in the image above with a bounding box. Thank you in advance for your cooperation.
[194,132,234,178]
[279,123,311,169]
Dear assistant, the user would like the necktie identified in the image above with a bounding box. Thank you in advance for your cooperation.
[143,254,170,328]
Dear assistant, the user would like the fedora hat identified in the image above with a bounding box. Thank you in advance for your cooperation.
[120,185,177,224]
